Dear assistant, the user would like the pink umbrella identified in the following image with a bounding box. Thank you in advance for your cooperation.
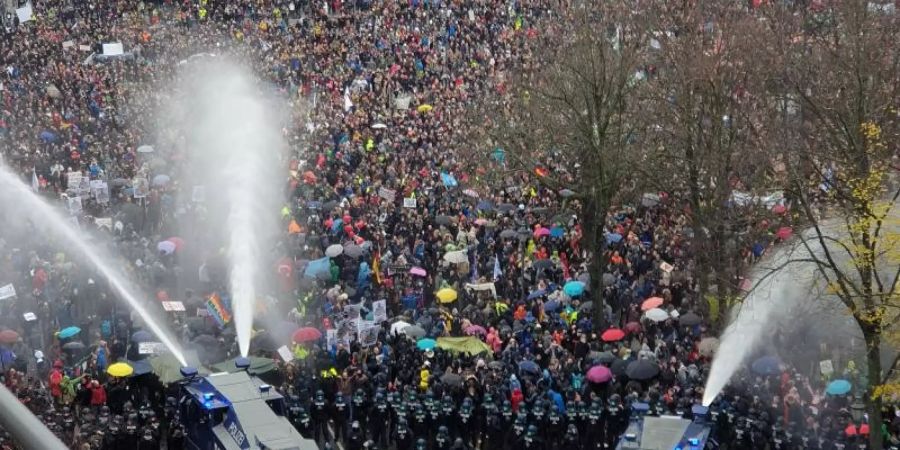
[641,297,664,311]
[772,204,787,215]
[166,237,185,251]
[534,227,551,238]
[776,226,793,240]
[624,321,642,334]
[601,328,625,342]
[465,325,487,336]
[586,365,613,383]
[474,218,488,226]
[410,267,427,277]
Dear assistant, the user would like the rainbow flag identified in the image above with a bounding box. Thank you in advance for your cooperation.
[206,292,232,327]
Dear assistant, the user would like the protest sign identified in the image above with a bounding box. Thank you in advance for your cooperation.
[0,284,16,300]
[138,342,166,355]
[359,324,379,347]
[660,261,674,273]
[326,329,337,350]
[378,187,396,202]
[373,300,387,323]
[403,197,416,208]
[102,43,125,56]
[15,3,33,23]
[62,41,75,49]
[277,345,294,362]
[133,178,149,199]
[820,360,834,377]
[67,172,82,190]
[67,196,83,214]
[161,301,186,312]
[357,319,375,333]
[344,304,361,320]
[95,217,112,230]
[23,312,37,322]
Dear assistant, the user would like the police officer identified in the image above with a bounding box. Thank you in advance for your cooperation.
[393,416,412,450]
[458,397,475,446]
[352,388,369,430]
[561,424,580,450]
[346,420,364,450]
[370,391,389,447]
[311,390,328,443]
[435,425,452,450]
[520,424,543,449]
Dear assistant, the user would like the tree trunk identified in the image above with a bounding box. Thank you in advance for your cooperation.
[582,195,608,331]
[866,332,885,450]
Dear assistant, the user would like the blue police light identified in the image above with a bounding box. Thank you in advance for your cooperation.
[180,366,199,378]
[235,357,251,371]
[631,402,650,415]
[688,438,700,446]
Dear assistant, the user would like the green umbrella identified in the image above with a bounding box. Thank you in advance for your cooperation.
[149,351,208,384]
[436,337,492,356]
[211,356,277,375]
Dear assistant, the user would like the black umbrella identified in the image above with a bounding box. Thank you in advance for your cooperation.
[322,200,339,211]
[625,359,660,381]
[250,331,281,352]
[578,301,593,313]
[488,361,505,370]
[678,312,702,326]
[497,203,516,212]
[499,229,518,239]
[440,372,463,387]
[62,342,85,351]
[590,351,616,365]
[402,325,426,339]
[610,358,629,377]
[192,334,218,349]
[532,259,553,270]
[531,207,549,215]
[436,215,454,225]
[602,273,616,287]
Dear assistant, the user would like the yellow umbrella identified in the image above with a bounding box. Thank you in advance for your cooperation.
[436,288,458,303]
[107,362,134,377]
[417,104,433,113]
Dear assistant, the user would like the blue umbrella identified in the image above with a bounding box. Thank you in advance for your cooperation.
[304,257,331,280]
[543,300,561,312]
[751,356,782,376]
[563,281,586,297]
[826,379,852,396]
[39,130,58,143]
[131,330,153,343]
[476,201,493,211]
[58,326,81,339]
[605,233,623,244]
[752,242,765,257]
[550,226,564,238]
[527,289,546,300]
[416,338,436,351]
[519,360,540,374]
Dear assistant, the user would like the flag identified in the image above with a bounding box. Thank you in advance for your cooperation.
[372,249,382,285]
[206,292,232,327]
[493,255,502,281]
[31,168,39,192]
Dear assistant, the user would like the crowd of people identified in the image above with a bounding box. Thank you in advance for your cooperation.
[0,0,899,449]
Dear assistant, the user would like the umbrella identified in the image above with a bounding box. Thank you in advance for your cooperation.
[436,215,454,225]
[476,201,493,211]
[605,233,623,244]
[137,145,154,153]
[611,359,629,377]
[58,326,81,339]
[500,229,518,239]
[826,379,852,396]
[772,204,787,214]
[62,342,85,351]
[249,331,282,352]
[293,327,322,343]
[578,301,593,313]
[131,330,153,343]
[402,325,426,339]
[543,300,560,312]
[602,273,616,286]
[391,321,412,335]
[586,365,613,383]
[496,203,515,212]
[776,226,793,240]
[465,325,487,336]
[166,237,185,251]
[325,244,344,257]
[417,338,437,351]
[436,288,458,303]
[678,312,702,326]
[751,356,782,376]
[518,360,540,375]
[626,360,660,380]
[443,250,468,264]
[152,174,170,186]
[527,289,546,301]
[417,104,433,113]
[410,267,427,277]
[533,227,551,238]
[440,372,463,387]
[550,226,565,238]
[563,281,585,297]
[488,361,505,370]
[601,328,625,342]
[343,244,364,258]
[644,308,669,322]
[371,123,388,129]
[462,189,479,198]
[157,240,176,255]
[698,337,720,357]
[107,362,134,377]
[0,330,18,344]
[150,352,207,384]
[641,297,664,311]
[304,257,331,280]
[532,259,554,270]
[592,351,617,365]
[624,321,642,334]
[39,130,58,143]
[322,200,339,211]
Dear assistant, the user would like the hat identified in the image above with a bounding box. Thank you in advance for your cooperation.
[425,350,434,359]
[34,350,44,363]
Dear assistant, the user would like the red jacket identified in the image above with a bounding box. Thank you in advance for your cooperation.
[49,369,62,398]
[90,385,107,406]
[511,388,524,413]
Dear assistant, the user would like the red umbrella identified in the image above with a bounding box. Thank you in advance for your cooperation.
[845,424,857,436]
[292,327,322,343]
[0,330,19,344]
[601,328,625,342]
[641,297,664,311]
[624,321,642,334]
[585,365,613,383]
[776,226,793,240]
[166,237,185,251]
[772,204,787,215]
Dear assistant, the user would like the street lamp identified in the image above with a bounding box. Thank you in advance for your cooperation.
[850,395,866,422]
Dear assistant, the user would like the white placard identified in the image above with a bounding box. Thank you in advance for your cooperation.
[23,312,37,322]
[15,3,33,23]
[161,301,186,312]
[277,345,294,362]
[357,319,375,333]
[378,187,396,202]
[102,43,124,56]
[359,324,379,347]
[196,308,210,317]
[820,360,834,377]
[0,284,16,300]
[345,304,361,320]
[403,197,416,208]
[326,329,337,349]
[192,186,205,203]
[373,300,387,323]
[67,196,83,214]
[133,178,149,199]
[138,342,166,355]
[660,261,674,273]
[62,41,75,49]
[78,45,92,52]
[95,217,112,230]
[67,172,82,189]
